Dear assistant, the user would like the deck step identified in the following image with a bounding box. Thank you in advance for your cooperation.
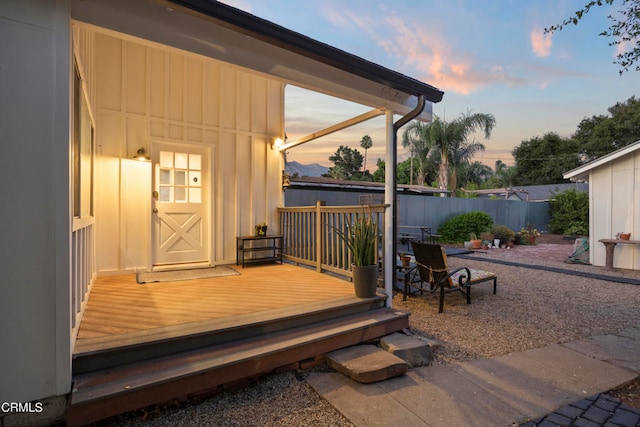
[68,307,408,426]
[73,294,386,374]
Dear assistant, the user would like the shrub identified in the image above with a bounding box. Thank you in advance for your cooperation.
[491,224,515,241]
[437,211,493,243]
[549,189,588,235]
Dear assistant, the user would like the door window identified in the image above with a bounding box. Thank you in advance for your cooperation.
[158,151,202,203]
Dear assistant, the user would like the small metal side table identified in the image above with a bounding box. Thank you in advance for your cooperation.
[396,260,422,301]
[236,235,283,268]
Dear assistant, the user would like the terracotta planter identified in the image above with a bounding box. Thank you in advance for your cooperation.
[352,264,378,298]
[471,239,482,249]
[617,233,631,240]
[400,256,411,267]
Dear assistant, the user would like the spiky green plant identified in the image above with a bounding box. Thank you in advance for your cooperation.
[333,212,378,266]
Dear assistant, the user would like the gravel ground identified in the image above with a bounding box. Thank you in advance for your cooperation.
[100,240,640,426]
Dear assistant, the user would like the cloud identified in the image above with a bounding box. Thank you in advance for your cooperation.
[530,27,553,57]
[375,15,517,95]
[321,6,528,96]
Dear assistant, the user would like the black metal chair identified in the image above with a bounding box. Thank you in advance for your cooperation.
[410,241,497,313]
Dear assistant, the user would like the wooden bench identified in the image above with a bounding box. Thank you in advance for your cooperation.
[598,238,640,270]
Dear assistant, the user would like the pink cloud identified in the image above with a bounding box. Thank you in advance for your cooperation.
[530,27,552,57]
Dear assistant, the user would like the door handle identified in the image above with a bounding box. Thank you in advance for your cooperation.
[152,190,159,200]
[153,208,158,213]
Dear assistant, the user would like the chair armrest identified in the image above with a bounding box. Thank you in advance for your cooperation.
[436,267,471,288]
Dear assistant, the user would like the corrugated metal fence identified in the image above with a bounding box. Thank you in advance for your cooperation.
[285,188,550,233]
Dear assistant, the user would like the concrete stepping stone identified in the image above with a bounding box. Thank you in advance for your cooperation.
[326,345,407,383]
[380,332,438,367]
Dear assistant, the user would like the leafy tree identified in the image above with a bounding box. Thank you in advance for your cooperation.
[325,145,363,180]
[511,133,582,185]
[360,135,373,174]
[573,96,640,161]
[402,111,495,194]
[545,0,640,74]
[397,158,422,185]
[548,188,589,235]
[372,158,385,182]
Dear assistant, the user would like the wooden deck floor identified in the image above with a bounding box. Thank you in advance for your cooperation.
[76,264,355,342]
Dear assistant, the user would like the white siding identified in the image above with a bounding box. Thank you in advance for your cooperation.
[92,31,285,273]
[590,151,640,269]
[0,0,71,402]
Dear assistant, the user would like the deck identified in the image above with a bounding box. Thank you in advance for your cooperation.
[69,263,409,425]
[76,263,354,343]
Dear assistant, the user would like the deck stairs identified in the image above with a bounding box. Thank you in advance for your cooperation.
[67,294,408,425]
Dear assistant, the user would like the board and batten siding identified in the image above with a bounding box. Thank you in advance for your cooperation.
[93,31,284,274]
[0,1,71,406]
[589,151,640,269]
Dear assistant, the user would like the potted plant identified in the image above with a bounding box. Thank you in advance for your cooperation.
[491,224,515,248]
[255,222,267,236]
[333,212,379,298]
[519,225,541,245]
[480,231,494,249]
[469,232,482,249]
[399,251,411,267]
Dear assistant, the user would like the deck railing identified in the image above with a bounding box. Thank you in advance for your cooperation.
[72,218,95,333]
[278,202,387,279]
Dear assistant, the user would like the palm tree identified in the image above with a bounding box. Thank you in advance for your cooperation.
[461,161,493,188]
[404,112,495,194]
[447,137,487,194]
[360,135,373,174]
[401,122,431,186]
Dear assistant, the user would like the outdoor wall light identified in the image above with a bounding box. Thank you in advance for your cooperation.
[282,170,291,191]
[133,147,151,162]
[271,137,284,150]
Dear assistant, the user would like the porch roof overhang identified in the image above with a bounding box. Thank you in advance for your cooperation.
[71,0,443,119]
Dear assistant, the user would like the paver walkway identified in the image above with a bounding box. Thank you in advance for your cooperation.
[308,326,640,426]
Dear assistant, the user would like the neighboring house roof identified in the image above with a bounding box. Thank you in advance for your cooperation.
[168,0,444,103]
[289,176,448,195]
[564,140,640,182]
[464,183,588,202]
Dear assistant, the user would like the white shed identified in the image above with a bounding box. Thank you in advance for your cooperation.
[564,140,640,270]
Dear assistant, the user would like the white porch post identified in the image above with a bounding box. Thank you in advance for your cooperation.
[384,110,394,307]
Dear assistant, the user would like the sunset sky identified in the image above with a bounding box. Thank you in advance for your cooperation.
[221,0,640,170]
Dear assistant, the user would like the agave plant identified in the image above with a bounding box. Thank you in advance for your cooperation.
[333,212,378,267]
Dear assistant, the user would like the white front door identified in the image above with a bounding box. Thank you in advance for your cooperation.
[152,142,209,267]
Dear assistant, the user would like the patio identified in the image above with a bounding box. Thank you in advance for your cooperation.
[394,238,640,363]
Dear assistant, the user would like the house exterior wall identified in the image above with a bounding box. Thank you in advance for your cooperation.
[91,30,284,274]
[0,0,72,406]
[589,151,640,269]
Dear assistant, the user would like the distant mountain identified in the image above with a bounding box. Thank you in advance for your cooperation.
[285,161,329,177]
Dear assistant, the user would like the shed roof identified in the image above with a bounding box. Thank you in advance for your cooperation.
[564,140,640,181]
